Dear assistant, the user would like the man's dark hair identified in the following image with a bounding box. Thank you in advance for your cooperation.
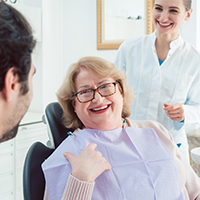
[0,1,36,94]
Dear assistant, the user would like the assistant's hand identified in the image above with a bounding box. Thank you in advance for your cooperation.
[63,143,111,182]
[163,103,184,122]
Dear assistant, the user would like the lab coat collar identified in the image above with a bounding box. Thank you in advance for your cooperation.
[169,34,184,50]
[151,31,184,51]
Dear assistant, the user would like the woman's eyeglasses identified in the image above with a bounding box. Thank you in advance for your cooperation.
[74,82,118,103]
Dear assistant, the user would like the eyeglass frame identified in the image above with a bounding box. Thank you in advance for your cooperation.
[74,82,118,103]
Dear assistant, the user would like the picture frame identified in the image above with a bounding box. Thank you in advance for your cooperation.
[97,0,154,50]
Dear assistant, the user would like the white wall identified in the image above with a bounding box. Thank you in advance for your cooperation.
[30,43,43,112]
[196,0,200,51]
[19,0,42,8]
[62,0,118,76]
[41,0,64,110]
[22,0,65,112]
[180,0,200,51]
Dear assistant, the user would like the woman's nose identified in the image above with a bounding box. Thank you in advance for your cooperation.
[92,90,103,102]
[159,11,169,22]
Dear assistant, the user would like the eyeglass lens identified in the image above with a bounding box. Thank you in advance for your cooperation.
[77,82,116,103]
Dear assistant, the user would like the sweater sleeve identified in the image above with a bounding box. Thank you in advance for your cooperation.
[43,174,95,200]
[61,173,95,200]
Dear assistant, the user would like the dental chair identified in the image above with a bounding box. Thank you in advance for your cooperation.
[23,102,73,199]
[42,102,73,149]
[23,142,54,200]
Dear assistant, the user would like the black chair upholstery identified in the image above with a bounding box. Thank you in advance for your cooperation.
[23,142,54,200]
[43,102,73,149]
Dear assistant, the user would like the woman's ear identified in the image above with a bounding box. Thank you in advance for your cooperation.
[185,8,193,21]
[72,100,76,111]
[3,67,19,102]
[118,82,124,98]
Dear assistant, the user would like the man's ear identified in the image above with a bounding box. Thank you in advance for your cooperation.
[3,67,19,102]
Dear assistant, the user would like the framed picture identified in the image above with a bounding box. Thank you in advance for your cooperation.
[97,0,154,50]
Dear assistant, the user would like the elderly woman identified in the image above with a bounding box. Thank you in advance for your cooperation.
[42,57,200,200]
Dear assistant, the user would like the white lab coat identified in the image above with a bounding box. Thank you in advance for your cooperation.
[115,32,200,161]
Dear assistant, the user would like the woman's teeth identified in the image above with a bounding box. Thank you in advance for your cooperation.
[159,22,171,26]
[92,105,108,111]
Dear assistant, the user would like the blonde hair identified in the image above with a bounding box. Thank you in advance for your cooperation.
[57,56,134,130]
[184,0,192,11]
[153,0,192,11]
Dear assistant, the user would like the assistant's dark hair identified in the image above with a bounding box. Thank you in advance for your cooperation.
[0,1,36,93]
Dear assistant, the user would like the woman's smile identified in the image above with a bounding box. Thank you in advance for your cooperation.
[158,21,172,27]
[90,104,111,114]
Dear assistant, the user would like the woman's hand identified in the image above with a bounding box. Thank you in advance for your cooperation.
[163,103,184,122]
[63,143,111,182]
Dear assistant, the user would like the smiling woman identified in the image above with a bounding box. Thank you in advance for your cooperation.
[42,56,200,200]
[152,0,192,38]
[57,56,133,130]
[114,0,200,163]
[97,0,154,50]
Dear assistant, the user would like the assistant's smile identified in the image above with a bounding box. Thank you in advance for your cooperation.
[157,21,173,27]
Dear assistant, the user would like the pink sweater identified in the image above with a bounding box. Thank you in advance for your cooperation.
[44,119,200,200]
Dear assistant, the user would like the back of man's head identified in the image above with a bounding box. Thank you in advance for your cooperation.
[0,0,36,94]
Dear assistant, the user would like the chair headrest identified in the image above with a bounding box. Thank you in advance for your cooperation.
[45,102,73,148]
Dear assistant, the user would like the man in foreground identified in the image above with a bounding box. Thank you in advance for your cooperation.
[0,0,36,143]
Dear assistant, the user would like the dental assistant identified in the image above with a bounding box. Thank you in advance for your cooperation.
[115,0,200,162]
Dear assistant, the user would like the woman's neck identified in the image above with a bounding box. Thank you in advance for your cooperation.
[155,31,179,61]
[155,31,179,43]
[83,118,125,131]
